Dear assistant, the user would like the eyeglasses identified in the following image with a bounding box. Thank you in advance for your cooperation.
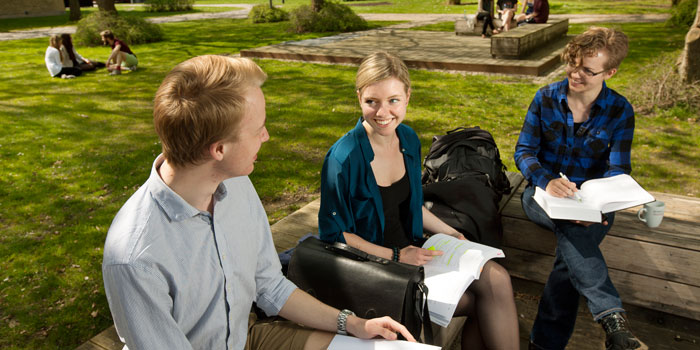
[566,63,607,78]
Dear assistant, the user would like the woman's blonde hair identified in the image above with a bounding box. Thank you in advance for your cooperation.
[561,26,629,70]
[49,35,63,61]
[153,55,267,168]
[356,51,410,94]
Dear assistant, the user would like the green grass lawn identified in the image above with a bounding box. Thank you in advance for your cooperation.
[0,15,698,349]
[196,0,672,14]
[0,4,242,32]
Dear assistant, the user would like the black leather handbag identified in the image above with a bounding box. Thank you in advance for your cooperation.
[287,238,433,343]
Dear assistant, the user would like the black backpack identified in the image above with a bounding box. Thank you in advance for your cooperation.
[422,127,512,248]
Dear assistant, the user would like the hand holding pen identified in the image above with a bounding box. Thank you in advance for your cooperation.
[559,172,583,202]
[544,172,582,201]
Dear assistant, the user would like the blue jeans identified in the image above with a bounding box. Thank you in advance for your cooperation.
[521,184,624,350]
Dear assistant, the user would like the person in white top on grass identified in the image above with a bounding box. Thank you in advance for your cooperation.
[45,35,82,79]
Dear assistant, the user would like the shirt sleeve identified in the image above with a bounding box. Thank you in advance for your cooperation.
[318,154,353,244]
[103,264,194,350]
[45,48,62,77]
[253,206,298,316]
[604,100,635,177]
[514,89,555,190]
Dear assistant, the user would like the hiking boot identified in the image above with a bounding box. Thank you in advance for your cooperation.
[599,312,648,350]
[109,69,121,76]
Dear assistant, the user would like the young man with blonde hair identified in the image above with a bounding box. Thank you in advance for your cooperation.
[100,30,138,76]
[514,27,646,350]
[102,55,413,349]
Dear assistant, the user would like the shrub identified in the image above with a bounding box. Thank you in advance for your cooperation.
[627,52,700,115]
[249,4,289,23]
[667,0,698,28]
[145,0,194,12]
[74,11,164,47]
[290,1,368,33]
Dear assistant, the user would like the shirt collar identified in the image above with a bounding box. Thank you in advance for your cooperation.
[353,117,415,163]
[559,79,610,111]
[148,155,227,222]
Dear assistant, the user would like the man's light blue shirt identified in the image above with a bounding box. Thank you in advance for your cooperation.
[103,155,297,350]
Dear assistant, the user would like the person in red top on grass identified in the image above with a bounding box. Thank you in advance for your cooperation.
[100,30,138,76]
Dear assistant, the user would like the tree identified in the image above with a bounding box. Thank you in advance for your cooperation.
[97,0,118,13]
[69,0,81,21]
[679,0,700,82]
[312,0,324,12]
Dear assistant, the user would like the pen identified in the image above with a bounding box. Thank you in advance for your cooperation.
[559,172,583,202]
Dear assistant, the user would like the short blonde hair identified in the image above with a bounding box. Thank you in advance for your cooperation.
[49,34,62,48]
[356,51,410,94]
[153,55,267,168]
[562,27,629,70]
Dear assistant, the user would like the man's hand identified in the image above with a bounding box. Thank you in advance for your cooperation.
[347,315,415,342]
[400,245,443,266]
[545,178,579,198]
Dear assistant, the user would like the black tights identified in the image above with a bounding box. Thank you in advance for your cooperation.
[53,67,82,78]
[477,13,496,35]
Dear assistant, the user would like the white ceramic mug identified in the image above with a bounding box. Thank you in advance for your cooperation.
[637,201,665,228]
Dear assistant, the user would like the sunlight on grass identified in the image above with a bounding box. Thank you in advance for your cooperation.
[0,16,697,349]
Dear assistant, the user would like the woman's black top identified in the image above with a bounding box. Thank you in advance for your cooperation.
[379,172,413,249]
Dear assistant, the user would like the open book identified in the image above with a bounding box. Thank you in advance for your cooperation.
[534,174,655,222]
[328,334,440,350]
[421,233,504,327]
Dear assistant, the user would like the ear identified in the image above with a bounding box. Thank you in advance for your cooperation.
[208,141,226,161]
[357,89,363,105]
[405,88,411,104]
[604,67,618,80]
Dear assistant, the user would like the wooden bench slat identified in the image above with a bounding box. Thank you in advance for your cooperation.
[503,216,700,287]
[501,247,700,321]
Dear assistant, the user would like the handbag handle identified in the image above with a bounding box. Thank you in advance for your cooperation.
[326,242,390,265]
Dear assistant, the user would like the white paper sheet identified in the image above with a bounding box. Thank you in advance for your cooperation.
[328,334,442,350]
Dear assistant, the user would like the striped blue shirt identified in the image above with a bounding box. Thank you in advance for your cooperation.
[514,79,635,189]
[103,156,296,350]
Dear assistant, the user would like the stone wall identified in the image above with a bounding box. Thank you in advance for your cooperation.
[0,0,65,19]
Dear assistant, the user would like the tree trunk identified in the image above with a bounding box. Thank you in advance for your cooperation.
[69,0,81,21]
[679,0,700,82]
[270,0,274,9]
[97,0,118,13]
[312,0,324,12]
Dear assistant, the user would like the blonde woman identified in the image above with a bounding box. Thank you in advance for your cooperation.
[45,35,81,79]
[319,51,519,349]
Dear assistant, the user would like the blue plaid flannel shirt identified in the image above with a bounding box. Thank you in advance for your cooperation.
[514,79,635,190]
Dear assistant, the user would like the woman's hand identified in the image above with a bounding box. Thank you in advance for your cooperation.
[400,245,443,265]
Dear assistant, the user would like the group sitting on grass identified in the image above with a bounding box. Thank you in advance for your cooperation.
[101,26,646,350]
[44,30,138,79]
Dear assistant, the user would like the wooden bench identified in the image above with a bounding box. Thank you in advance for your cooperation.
[77,171,700,349]
[491,18,569,58]
[500,171,700,349]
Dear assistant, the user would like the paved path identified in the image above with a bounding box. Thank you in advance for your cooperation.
[0,5,669,42]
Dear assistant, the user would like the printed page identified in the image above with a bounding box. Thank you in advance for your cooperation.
[328,334,441,350]
[579,174,655,213]
[421,234,505,327]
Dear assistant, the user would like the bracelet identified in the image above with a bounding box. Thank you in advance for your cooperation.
[392,247,400,262]
[337,309,355,335]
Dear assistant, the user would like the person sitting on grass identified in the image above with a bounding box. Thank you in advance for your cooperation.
[319,51,520,350]
[100,30,138,76]
[102,55,414,350]
[514,27,646,350]
[60,33,103,72]
[45,34,81,79]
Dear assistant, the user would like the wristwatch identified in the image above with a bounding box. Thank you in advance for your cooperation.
[337,309,355,335]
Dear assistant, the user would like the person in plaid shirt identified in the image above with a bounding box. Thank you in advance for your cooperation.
[514,27,646,350]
